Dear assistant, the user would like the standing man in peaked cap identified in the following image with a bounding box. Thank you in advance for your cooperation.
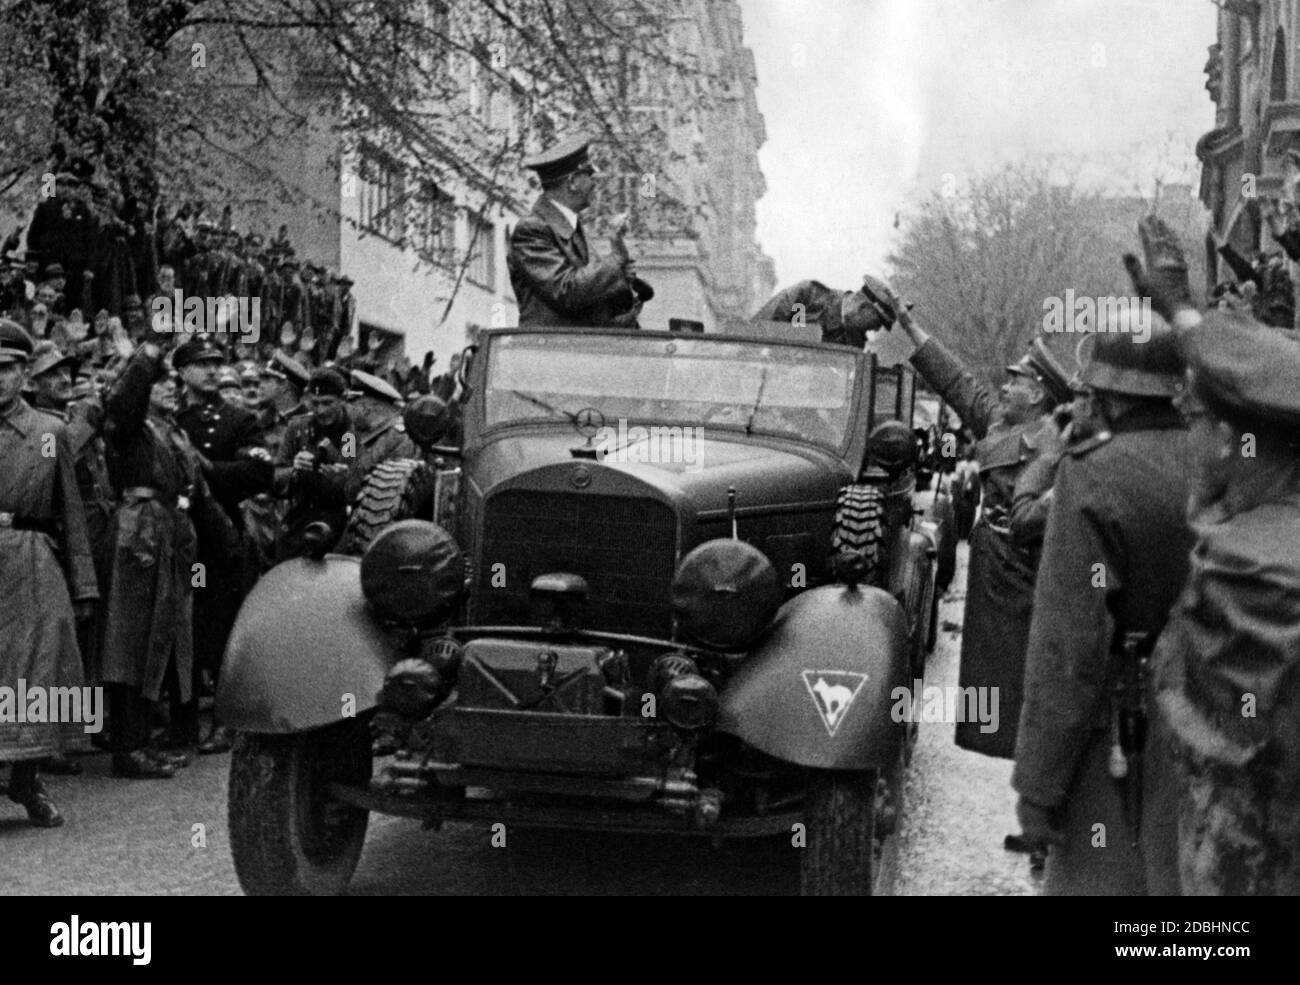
[172,335,270,754]
[891,294,1073,767]
[0,320,98,825]
[508,134,648,328]
[343,369,419,502]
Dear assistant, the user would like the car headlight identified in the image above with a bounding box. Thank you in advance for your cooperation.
[650,653,718,730]
[360,520,465,625]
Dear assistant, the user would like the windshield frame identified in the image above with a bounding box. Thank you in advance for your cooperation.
[477,328,867,460]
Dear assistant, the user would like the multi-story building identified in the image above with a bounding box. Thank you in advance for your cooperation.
[211,0,773,364]
[1198,0,1300,287]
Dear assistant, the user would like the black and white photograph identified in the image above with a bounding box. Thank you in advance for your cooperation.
[0,0,1292,932]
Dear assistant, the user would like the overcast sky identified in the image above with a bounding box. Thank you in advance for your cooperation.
[737,0,1219,289]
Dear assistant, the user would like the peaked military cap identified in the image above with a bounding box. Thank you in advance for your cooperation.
[217,366,242,389]
[350,369,403,404]
[524,134,597,183]
[1180,311,1300,428]
[1006,338,1072,405]
[28,341,78,379]
[306,367,347,397]
[268,350,310,389]
[172,335,226,368]
[0,318,34,364]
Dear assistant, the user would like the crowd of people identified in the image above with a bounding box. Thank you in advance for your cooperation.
[754,211,1298,897]
[0,161,468,827]
[881,216,1298,897]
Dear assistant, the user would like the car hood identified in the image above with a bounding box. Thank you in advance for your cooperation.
[469,429,851,513]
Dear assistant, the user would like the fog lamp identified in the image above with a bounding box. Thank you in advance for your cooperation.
[379,657,444,718]
[651,653,718,730]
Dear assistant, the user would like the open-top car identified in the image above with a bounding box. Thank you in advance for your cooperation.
[218,326,941,896]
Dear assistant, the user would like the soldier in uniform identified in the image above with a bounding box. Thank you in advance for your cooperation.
[894,306,1071,761]
[27,342,116,770]
[752,275,899,347]
[1011,306,1192,895]
[344,370,419,501]
[173,337,271,754]
[274,367,353,558]
[1152,311,1300,895]
[100,343,217,778]
[0,321,98,826]
[507,135,643,328]
[242,353,308,572]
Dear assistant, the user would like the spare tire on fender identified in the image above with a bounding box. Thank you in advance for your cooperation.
[671,539,782,650]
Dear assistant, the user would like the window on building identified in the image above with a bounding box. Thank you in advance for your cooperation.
[359,147,407,244]
[416,181,456,260]
[467,211,496,289]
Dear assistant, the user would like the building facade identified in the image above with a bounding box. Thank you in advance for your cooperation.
[212,0,773,363]
[1198,0,1300,287]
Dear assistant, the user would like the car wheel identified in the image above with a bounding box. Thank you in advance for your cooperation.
[830,484,886,583]
[337,458,435,555]
[227,719,372,896]
[800,762,900,896]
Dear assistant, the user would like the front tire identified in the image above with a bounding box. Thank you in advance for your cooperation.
[801,771,886,896]
[227,719,372,896]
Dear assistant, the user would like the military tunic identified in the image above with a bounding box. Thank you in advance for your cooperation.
[752,281,855,346]
[909,336,1041,758]
[0,399,98,761]
[175,396,269,675]
[507,197,627,328]
[1153,485,1300,895]
[99,348,202,702]
[1012,405,1192,895]
[274,412,354,558]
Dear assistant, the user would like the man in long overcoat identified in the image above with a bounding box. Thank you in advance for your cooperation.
[0,320,98,826]
[894,307,1072,759]
[1012,311,1191,895]
[99,341,218,778]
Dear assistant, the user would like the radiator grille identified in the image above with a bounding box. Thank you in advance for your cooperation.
[475,491,677,637]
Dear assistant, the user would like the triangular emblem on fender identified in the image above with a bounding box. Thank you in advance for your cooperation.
[801,670,869,737]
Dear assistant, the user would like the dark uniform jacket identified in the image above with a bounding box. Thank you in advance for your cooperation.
[1013,404,1192,895]
[909,336,1042,758]
[99,349,205,702]
[1153,474,1300,895]
[274,411,355,557]
[507,197,627,327]
[242,403,303,572]
[0,399,97,761]
[752,281,857,346]
[176,396,272,528]
[176,395,268,674]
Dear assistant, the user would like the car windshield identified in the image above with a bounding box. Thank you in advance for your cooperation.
[485,332,859,451]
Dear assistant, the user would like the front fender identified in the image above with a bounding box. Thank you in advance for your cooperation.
[216,555,400,733]
[717,584,909,771]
